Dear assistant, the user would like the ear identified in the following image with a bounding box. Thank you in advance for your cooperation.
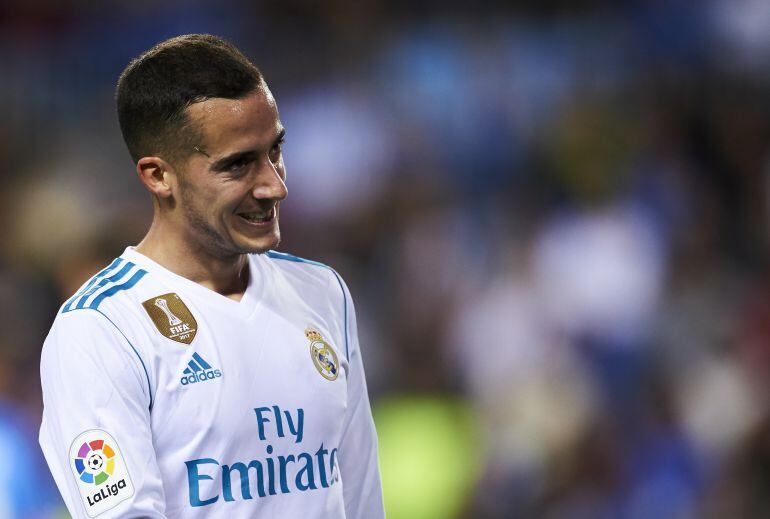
[136,156,176,198]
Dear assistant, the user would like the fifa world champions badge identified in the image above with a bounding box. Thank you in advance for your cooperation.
[306,327,340,381]
[142,292,198,344]
[69,429,134,517]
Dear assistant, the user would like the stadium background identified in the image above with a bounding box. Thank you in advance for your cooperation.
[1,0,770,517]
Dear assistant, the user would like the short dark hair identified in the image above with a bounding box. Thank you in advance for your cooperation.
[116,34,263,165]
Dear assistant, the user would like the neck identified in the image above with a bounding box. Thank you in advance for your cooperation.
[135,219,249,301]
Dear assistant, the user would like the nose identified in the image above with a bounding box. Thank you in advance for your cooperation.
[252,158,287,201]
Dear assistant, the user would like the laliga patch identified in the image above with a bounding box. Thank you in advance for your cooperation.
[142,292,198,344]
[69,429,134,517]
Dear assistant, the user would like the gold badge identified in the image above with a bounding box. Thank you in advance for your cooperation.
[142,293,197,345]
[306,327,339,381]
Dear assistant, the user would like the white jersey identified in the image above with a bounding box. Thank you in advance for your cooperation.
[39,247,384,518]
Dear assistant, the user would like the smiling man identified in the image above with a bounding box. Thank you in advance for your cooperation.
[39,35,384,518]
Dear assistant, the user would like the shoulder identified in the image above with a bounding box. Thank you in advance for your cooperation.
[261,250,348,295]
[44,300,140,376]
[42,300,153,408]
[45,265,153,397]
[59,256,149,315]
[260,250,355,360]
[259,249,353,322]
[262,249,336,275]
[45,305,126,353]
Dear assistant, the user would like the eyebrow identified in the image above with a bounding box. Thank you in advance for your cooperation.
[209,128,286,171]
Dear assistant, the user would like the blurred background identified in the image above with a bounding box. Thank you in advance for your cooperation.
[2,0,770,517]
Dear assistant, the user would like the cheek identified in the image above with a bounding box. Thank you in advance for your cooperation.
[185,179,233,206]
[180,184,227,223]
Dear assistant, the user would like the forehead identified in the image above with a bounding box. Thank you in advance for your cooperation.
[186,87,281,152]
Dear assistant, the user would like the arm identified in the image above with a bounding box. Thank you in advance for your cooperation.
[334,275,385,519]
[39,309,167,518]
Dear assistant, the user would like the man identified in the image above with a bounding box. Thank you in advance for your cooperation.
[39,34,384,518]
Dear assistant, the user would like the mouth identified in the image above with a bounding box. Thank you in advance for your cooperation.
[236,207,276,226]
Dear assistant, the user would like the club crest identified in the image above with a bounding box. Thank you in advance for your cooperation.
[305,327,339,381]
[142,293,197,344]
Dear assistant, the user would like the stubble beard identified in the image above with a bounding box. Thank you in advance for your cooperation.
[177,180,245,260]
[179,191,280,259]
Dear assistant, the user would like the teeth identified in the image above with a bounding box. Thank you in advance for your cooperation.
[240,209,272,221]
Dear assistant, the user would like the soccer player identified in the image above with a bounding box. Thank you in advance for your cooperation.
[39,34,384,518]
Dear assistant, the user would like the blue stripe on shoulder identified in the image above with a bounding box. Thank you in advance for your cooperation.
[266,250,349,360]
[88,269,147,310]
[62,257,124,312]
[265,250,329,268]
[62,266,147,313]
[73,262,136,310]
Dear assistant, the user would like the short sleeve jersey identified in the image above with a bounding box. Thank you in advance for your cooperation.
[39,247,384,518]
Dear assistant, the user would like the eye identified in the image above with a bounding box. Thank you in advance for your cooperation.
[269,138,284,164]
[227,156,252,172]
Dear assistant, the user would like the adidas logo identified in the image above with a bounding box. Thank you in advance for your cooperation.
[180,352,222,386]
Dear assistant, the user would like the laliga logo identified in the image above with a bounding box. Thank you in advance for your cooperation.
[73,437,129,510]
[74,439,116,485]
[70,430,134,517]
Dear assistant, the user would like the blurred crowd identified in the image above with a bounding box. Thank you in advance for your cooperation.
[2,0,770,517]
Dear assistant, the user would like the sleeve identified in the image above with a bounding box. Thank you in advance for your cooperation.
[334,275,385,519]
[39,308,168,518]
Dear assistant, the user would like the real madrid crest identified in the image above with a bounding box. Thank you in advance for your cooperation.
[305,327,339,381]
[142,293,198,345]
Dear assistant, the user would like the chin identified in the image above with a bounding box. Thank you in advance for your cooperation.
[239,234,281,255]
